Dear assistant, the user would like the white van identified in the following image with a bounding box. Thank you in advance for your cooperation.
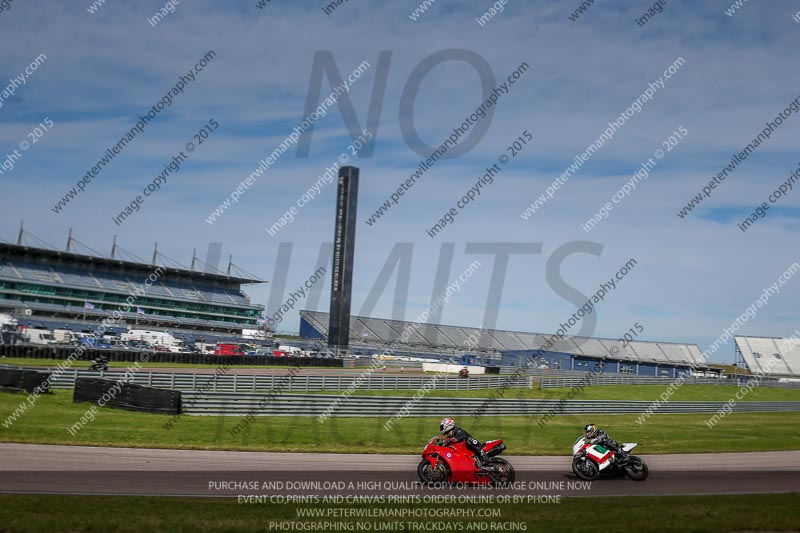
[122,329,179,347]
[195,342,216,355]
[25,329,55,345]
[278,345,302,355]
[52,329,80,344]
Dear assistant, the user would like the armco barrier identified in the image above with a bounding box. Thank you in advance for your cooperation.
[0,366,51,394]
[73,377,181,415]
[539,375,800,389]
[0,344,344,367]
[180,392,800,417]
[43,369,532,392]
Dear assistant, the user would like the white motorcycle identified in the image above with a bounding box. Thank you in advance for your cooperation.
[571,435,648,481]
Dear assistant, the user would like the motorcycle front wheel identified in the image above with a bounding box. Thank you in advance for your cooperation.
[624,456,649,481]
[488,458,515,485]
[572,457,600,481]
[417,459,448,485]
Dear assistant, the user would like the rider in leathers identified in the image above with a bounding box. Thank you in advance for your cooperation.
[584,423,628,463]
[440,417,493,469]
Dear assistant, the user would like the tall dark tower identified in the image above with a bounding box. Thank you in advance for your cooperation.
[328,166,359,351]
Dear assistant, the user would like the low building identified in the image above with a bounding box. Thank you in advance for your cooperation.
[299,310,708,377]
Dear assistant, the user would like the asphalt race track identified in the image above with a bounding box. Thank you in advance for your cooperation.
[1,444,798,498]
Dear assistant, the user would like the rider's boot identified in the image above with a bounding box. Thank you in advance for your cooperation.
[615,449,629,464]
[477,451,495,471]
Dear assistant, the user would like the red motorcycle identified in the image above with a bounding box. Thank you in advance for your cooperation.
[417,436,515,485]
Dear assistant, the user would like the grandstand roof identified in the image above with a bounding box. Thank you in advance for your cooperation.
[734,336,800,377]
[299,310,705,366]
[0,242,263,285]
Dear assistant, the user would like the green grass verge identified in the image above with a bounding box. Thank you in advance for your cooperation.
[2,390,800,454]
[5,356,799,401]
[0,494,798,533]
[309,384,800,402]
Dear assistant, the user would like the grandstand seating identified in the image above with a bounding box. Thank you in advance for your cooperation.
[735,336,799,376]
[300,310,705,366]
[0,260,253,307]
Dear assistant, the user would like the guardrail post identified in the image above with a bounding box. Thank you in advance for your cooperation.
[192,373,197,390]
[148,372,153,387]
[171,372,175,390]
[213,373,217,391]
[233,374,238,392]
[252,374,256,391]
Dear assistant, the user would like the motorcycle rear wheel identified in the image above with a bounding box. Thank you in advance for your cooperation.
[572,457,600,481]
[488,458,515,485]
[417,459,448,485]
[624,456,649,481]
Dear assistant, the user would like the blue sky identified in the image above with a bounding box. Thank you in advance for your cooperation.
[1,0,799,363]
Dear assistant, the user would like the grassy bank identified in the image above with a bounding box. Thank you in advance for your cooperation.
[2,390,800,454]
[0,493,798,533]
[310,384,800,402]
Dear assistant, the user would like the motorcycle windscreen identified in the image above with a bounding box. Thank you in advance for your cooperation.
[572,436,587,455]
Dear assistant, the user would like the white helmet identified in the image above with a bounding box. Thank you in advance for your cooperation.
[440,417,455,434]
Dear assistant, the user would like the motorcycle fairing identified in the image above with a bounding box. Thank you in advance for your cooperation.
[421,437,493,484]
[586,445,614,470]
[483,439,506,457]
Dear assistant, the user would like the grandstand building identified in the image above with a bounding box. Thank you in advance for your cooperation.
[734,335,800,377]
[0,240,265,336]
[299,310,708,378]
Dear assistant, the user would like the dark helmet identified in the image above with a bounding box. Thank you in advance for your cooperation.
[585,423,598,439]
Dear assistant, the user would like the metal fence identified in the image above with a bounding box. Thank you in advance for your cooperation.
[539,375,800,389]
[7,365,799,417]
[180,392,800,417]
[0,344,344,367]
[36,368,532,392]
